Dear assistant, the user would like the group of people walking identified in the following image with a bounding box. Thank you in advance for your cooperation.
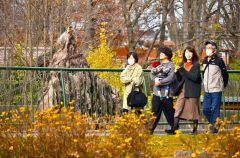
[120,40,228,134]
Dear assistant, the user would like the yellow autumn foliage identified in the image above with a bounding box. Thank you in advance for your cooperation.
[172,49,183,70]
[0,105,240,157]
[86,22,122,90]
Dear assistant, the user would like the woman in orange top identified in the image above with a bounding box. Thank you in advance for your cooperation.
[166,46,201,134]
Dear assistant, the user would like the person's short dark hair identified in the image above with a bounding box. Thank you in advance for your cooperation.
[183,46,199,63]
[127,51,139,63]
[205,40,217,49]
[158,46,172,60]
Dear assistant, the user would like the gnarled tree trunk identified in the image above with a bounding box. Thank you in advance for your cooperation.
[38,43,121,116]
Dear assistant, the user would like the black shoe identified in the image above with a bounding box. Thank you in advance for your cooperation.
[192,120,198,134]
[165,129,175,134]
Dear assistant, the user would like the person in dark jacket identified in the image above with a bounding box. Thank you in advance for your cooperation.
[166,46,201,134]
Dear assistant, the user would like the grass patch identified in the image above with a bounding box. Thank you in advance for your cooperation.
[149,134,206,157]
[229,58,240,80]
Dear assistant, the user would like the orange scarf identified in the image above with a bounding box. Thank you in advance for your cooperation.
[184,62,192,71]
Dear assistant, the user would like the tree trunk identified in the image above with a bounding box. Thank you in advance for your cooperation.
[120,0,136,52]
[167,3,179,48]
[38,37,121,115]
[27,0,34,107]
[85,0,94,49]
[192,0,202,53]
[3,0,7,66]
[200,0,208,56]
[183,0,190,47]
[43,0,48,67]
[233,2,240,52]
[28,0,33,66]
[159,1,167,47]
[127,26,135,52]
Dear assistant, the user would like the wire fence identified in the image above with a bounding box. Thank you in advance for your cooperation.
[0,66,240,125]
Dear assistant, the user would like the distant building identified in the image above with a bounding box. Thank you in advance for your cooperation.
[116,39,175,65]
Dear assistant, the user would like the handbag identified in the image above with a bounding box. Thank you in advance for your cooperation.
[127,83,147,108]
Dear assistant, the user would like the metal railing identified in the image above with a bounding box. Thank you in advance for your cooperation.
[0,66,240,124]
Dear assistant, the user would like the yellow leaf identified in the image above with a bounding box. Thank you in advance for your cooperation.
[9,146,13,151]
[191,152,196,158]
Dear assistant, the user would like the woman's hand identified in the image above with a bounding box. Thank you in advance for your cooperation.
[154,78,161,86]
[176,65,184,75]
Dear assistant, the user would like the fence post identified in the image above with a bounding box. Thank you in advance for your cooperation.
[222,92,226,118]
[60,70,67,107]
[143,77,148,107]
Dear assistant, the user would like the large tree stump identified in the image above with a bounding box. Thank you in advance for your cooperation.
[38,42,121,116]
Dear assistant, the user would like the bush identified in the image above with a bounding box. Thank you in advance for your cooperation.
[86,22,122,91]
[179,117,240,158]
[1,106,239,157]
[0,106,155,157]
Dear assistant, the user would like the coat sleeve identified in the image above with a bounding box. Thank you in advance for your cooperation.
[120,68,132,84]
[132,66,144,86]
[218,58,228,87]
[178,63,201,82]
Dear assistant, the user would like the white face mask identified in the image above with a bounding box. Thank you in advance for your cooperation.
[206,49,213,56]
[127,58,135,65]
[185,51,193,60]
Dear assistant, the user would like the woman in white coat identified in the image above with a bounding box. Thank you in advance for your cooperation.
[120,52,144,114]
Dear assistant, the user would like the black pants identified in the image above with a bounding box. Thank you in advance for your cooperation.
[151,95,175,132]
